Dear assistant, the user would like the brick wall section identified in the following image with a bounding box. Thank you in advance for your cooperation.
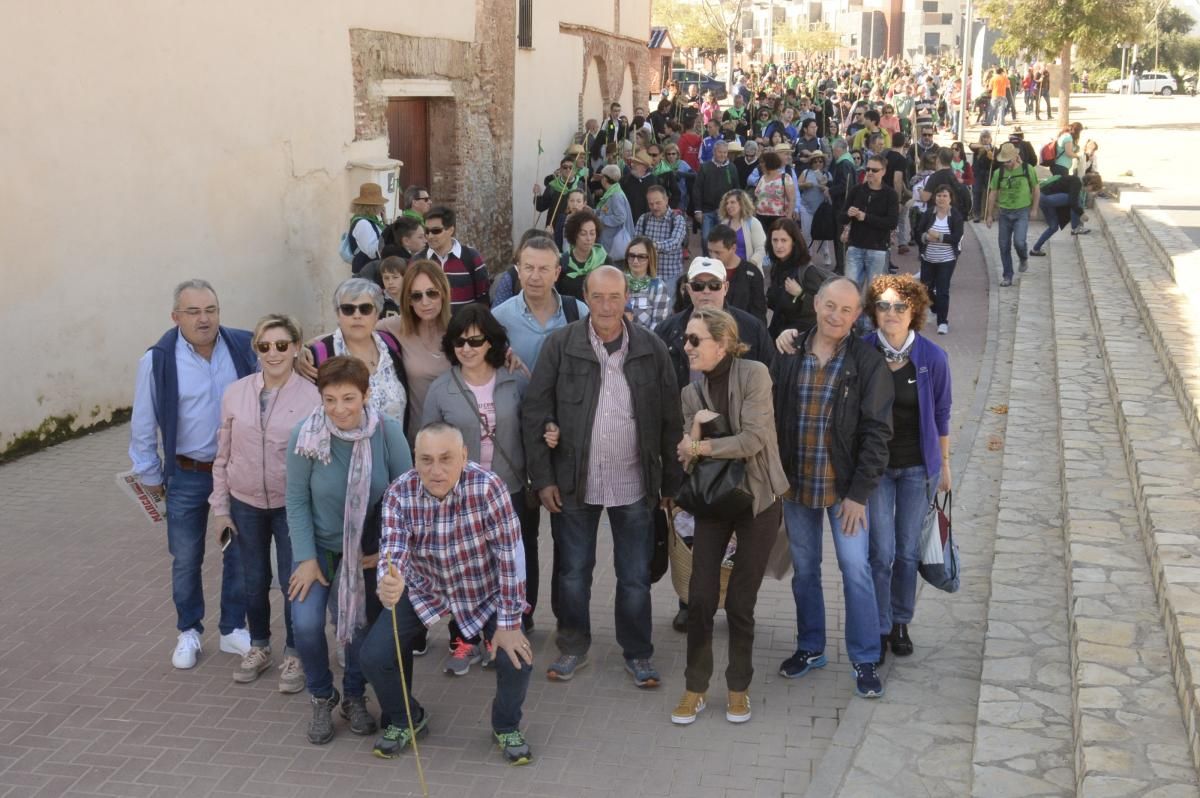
[348,0,515,272]
[563,24,650,131]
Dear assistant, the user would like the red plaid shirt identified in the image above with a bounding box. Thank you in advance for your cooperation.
[378,463,526,636]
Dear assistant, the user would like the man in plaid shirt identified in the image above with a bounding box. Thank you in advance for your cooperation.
[633,186,688,295]
[359,423,534,765]
[770,276,894,700]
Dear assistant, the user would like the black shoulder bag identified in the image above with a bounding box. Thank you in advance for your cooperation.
[674,384,754,522]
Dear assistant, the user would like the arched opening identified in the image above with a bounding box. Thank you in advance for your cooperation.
[583,56,604,123]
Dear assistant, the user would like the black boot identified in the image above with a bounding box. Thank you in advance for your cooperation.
[890,623,914,656]
[877,634,889,666]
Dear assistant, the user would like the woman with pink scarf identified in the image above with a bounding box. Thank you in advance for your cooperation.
[286,356,412,746]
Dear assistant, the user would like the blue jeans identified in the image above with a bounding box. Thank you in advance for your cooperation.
[164,469,245,635]
[845,247,889,330]
[997,207,1030,280]
[783,500,880,664]
[290,551,368,699]
[360,596,531,734]
[554,497,654,660]
[991,96,1008,126]
[919,257,958,326]
[228,497,295,652]
[1033,194,1081,251]
[867,467,936,633]
[700,211,720,256]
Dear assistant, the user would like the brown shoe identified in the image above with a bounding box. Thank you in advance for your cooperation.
[670,691,706,725]
[726,690,752,723]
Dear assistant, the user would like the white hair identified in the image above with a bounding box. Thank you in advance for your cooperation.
[173,279,217,309]
[333,278,384,315]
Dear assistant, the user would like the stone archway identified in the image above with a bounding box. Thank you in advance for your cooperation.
[582,56,605,126]
[562,23,649,130]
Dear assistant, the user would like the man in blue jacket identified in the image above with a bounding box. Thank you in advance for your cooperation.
[129,279,256,669]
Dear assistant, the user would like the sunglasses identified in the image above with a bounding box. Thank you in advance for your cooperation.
[410,288,442,302]
[338,303,377,316]
[255,340,292,353]
[683,333,712,348]
[875,300,910,314]
[452,335,488,349]
[425,227,446,235]
[866,167,884,173]
[415,195,431,202]
[689,279,724,292]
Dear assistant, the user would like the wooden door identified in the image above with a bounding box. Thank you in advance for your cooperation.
[387,98,430,191]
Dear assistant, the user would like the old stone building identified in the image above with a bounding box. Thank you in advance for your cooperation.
[0,0,648,457]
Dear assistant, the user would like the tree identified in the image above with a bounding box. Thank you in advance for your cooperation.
[652,0,725,53]
[693,0,749,91]
[776,23,840,56]
[977,0,1149,125]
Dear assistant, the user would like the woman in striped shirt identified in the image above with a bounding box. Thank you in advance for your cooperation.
[914,184,964,336]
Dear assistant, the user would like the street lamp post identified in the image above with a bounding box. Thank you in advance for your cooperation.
[958,0,972,140]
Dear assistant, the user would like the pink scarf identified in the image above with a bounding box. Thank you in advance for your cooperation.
[293,405,379,645]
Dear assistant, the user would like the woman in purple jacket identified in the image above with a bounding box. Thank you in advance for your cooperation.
[210,314,320,690]
[863,274,952,663]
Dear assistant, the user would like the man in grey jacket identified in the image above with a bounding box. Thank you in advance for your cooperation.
[523,266,683,689]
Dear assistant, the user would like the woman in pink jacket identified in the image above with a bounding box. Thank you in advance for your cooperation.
[210,314,320,690]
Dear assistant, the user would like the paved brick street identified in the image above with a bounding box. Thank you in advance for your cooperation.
[0,234,988,798]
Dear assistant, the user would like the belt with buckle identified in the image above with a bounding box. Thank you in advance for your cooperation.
[175,454,214,473]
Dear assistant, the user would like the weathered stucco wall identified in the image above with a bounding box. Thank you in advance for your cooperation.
[0,0,520,457]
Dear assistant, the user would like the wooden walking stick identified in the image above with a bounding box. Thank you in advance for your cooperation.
[387,562,428,797]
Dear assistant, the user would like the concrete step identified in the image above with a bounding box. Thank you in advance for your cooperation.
[1095,199,1200,456]
[1075,209,1200,784]
[1050,235,1200,795]
[970,251,1075,796]
[1121,195,1198,287]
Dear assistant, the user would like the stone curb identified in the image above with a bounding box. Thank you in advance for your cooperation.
[1050,237,1200,795]
[1076,202,1200,782]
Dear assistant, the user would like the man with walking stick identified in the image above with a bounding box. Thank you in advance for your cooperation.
[360,422,535,765]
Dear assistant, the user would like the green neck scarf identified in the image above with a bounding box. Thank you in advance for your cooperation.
[549,167,587,195]
[725,107,746,120]
[567,245,609,278]
[653,160,674,175]
[627,273,652,293]
[599,181,624,208]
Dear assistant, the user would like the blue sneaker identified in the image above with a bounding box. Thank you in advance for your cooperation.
[546,654,589,681]
[853,662,884,698]
[779,650,827,679]
[624,658,661,689]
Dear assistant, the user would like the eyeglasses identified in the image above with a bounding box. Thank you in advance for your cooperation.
[866,167,884,173]
[875,300,910,314]
[683,333,713,348]
[425,227,446,235]
[452,335,488,349]
[338,302,377,316]
[689,279,724,292]
[177,306,218,317]
[665,151,679,158]
[626,252,649,262]
[255,340,292,353]
[409,288,442,302]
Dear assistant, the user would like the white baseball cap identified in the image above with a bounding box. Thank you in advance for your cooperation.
[687,257,726,281]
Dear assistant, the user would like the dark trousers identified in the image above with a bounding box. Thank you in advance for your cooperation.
[833,220,847,275]
[228,498,294,650]
[1049,163,1069,178]
[360,594,532,734]
[1039,93,1053,118]
[920,257,958,326]
[684,500,781,693]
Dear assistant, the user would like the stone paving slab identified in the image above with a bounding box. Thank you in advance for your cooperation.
[969,228,1074,797]
[1050,236,1199,796]
[1076,209,1200,781]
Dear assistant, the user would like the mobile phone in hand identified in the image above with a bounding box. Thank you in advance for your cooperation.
[220,527,234,551]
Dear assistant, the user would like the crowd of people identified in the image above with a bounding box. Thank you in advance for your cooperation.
[129,51,1106,768]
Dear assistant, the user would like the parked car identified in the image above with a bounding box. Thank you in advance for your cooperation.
[1106,72,1177,95]
[672,69,727,101]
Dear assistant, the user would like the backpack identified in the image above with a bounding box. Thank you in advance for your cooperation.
[339,216,382,265]
[953,180,973,216]
[1039,138,1058,167]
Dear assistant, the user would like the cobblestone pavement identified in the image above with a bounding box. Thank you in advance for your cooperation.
[0,237,989,798]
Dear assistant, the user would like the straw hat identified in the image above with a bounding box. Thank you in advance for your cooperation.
[727,139,745,154]
[352,183,387,206]
[629,149,654,168]
[774,143,792,154]
[565,143,586,156]
[996,142,1021,162]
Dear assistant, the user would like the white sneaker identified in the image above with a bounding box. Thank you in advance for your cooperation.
[219,628,251,657]
[172,630,202,669]
[937,323,949,335]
